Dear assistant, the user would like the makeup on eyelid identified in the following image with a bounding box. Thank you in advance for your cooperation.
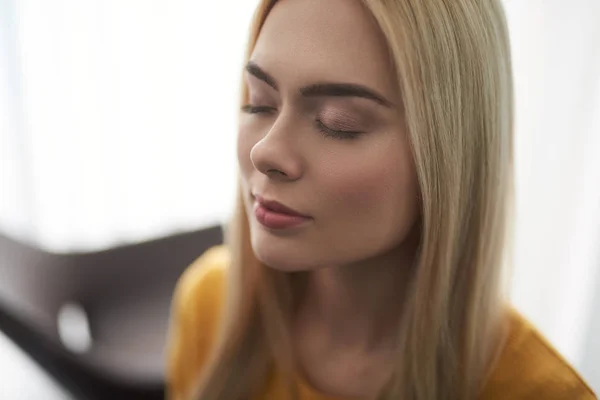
[319,107,372,132]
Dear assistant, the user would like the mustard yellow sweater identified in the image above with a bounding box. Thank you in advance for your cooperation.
[166,246,596,400]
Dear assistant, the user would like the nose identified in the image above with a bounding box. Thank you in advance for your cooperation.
[250,116,303,181]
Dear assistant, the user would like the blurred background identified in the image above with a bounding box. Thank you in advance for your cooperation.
[0,0,599,398]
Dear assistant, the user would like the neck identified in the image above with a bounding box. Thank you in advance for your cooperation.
[295,228,419,351]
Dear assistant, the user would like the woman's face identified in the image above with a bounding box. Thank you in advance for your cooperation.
[238,0,420,271]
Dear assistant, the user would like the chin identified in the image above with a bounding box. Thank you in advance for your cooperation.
[249,228,317,272]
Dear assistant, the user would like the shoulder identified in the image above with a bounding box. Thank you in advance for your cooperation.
[174,245,229,311]
[166,245,230,400]
[170,245,229,333]
[482,308,596,400]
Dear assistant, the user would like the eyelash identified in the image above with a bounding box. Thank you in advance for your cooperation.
[314,120,362,140]
[241,104,362,140]
[241,104,275,114]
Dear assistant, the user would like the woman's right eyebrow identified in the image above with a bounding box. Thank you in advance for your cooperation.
[245,61,393,108]
[245,61,278,91]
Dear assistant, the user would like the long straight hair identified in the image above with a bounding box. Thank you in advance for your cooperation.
[193,1,514,399]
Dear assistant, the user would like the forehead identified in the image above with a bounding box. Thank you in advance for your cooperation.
[250,0,399,102]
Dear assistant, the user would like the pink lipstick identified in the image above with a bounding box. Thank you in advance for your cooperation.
[253,195,311,230]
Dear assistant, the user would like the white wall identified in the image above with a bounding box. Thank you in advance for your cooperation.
[1,0,260,251]
[504,0,600,390]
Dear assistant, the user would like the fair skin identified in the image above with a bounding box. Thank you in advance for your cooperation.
[237,0,420,397]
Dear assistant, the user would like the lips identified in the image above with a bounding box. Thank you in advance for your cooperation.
[252,193,312,230]
[253,194,310,218]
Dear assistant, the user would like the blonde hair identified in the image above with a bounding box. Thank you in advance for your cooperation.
[194,0,514,399]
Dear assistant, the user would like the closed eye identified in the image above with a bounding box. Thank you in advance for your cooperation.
[241,104,276,114]
[241,104,363,140]
[315,120,363,140]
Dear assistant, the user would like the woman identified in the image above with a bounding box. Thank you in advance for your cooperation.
[167,0,596,399]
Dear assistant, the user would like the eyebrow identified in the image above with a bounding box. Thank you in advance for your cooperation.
[245,61,393,108]
[300,83,393,108]
[245,61,279,91]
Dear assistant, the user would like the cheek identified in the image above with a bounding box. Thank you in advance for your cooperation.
[321,145,419,232]
[327,165,402,212]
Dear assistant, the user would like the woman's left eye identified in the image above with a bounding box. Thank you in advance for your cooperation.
[315,120,363,140]
[241,104,275,114]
